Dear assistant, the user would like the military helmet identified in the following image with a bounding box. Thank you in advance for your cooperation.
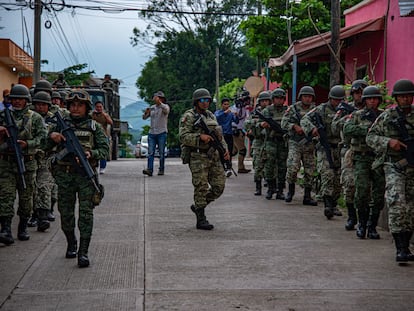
[361,86,382,102]
[192,88,212,102]
[9,84,31,101]
[351,79,368,94]
[298,86,315,100]
[51,91,62,99]
[32,91,52,106]
[258,91,272,102]
[34,80,52,94]
[66,89,92,110]
[329,85,345,99]
[392,79,414,97]
[272,88,286,98]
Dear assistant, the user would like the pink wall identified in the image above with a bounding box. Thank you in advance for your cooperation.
[345,0,414,93]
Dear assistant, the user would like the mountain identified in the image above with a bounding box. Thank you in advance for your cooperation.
[120,100,150,143]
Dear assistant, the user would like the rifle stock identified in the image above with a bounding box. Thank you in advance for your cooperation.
[253,109,287,135]
[4,106,26,189]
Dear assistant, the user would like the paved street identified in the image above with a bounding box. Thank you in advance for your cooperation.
[1,158,414,311]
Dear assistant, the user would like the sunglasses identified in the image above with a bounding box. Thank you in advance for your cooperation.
[199,98,211,103]
[66,91,89,101]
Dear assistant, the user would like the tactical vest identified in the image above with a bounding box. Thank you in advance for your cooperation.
[385,108,414,157]
[318,103,340,144]
[350,108,381,152]
[263,105,286,140]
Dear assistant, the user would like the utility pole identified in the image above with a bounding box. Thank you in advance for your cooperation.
[215,47,219,107]
[257,1,262,75]
[330,0,341,87]
[33,0,42,83]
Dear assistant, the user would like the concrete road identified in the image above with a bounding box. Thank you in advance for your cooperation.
[1,158,413,311]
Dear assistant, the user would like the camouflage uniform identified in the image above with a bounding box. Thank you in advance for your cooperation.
[344,106,385,239]
[301,101,341,217]
[281,101,316,203]
[0,98,47,244]
[262,104,288,199]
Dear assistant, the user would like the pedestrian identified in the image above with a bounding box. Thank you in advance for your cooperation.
[46,89,109,267]
[332,79,368,230]
[92,101,113,174]
[343,85,385,239]
[281,86,318,206]
[301,85,345,219]
[366,79,414,263]
[232,89,251,173]
[245,91,269,196]
[261,89,288,200]
[179,88,229,230]
[142,91,170,176]
[0,84,47,245]
[0,89,10,111]
[215,97,239,177]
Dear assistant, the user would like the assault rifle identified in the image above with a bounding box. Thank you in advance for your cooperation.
[292,105,312,145]
[54,111,101,193]
[252,109,287,135]
[312,112,335,169]
[194,114,237,176]
[361,109,378,123]
[4,106,26,189]
[390,108,414,168]
[337,102,356,115]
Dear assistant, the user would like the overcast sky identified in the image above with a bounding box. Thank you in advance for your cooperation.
[0,1,155,107]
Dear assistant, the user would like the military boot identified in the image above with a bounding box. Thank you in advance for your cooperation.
[265,180,276,200]
[333,199,342,216]
[403,231,414,261]
[275,183,285,200]
[27,210,38,227]
[254,178,262,196]
[285,183,295,203]
[356,209,368,239]
[323,196,334,220]
[392,233,409,263]
[191,205,214,230]
[48,199,56,222]
[64,230,78,258]
[17,217,30,241]
[345,202,357,231]
[0,217,14,245]
[37,209,51,232]
[367,213,380,239]
[303,187,317,206]
[78,238,91,268]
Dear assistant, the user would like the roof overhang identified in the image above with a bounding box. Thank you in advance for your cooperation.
[0,39,33,74]
[269,16,385,67]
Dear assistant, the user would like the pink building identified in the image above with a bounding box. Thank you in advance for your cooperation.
[269,0,414,94]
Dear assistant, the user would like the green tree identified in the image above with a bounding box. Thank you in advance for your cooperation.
[43,63,94,86]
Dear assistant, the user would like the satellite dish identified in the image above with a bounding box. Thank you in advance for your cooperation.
[244,76,264,98]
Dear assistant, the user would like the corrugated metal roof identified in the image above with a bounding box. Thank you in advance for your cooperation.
[399,0,414,17]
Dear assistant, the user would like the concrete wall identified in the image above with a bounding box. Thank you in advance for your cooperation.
[0,64,19,94]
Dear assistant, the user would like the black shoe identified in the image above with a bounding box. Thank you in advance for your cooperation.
[142,169,153,176]
[345,218,357,231]
[17,217,30,241]
[196,219,214,230]
[367,226,380,239]
[47,211,55,222]
[37,220,50,232]
[303,197,318,206]
[276,192,285,200]
[158,170,164,176]
[324,207,334,220]
[27,216,38,227]
[356,223,367,239]
[78,254,90,268]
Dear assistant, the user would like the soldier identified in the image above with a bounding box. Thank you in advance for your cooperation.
[332,79,368,230]
[179,88,229,230]
[33,91,57,231]
[101,74,115,90]
[245,91,269,195]
[0,84,47,245]
[52,73,69,88]
[51,91,63,114]
[46,90,109,267]
[366,79,414,262]
[92,101,113,174]
[261,89,288,200]
[301,85,345,219]
[343,86,385,239]
[281,86,317,206]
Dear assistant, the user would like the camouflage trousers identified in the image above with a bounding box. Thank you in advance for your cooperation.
[316,145,341,199]
[384,163,414,233]
[34,159,56,211]
[264,140,288,185]
[53,169,95,239]
[340,149,355,204]
[252,145,266,181]
[0,159,37,218]
[286,140,315,187]
[189,151,225,209]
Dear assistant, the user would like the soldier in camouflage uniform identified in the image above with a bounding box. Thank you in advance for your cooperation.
[301,85,345,219]
[244,92,269,195]
[332,79,368,230]
[0,84,47,245]
[179,88,229,230]
[261,89,288,200]
[343,86,385,239]
[33,91,57,232]
[366,79,414,263]
[281,86,317,206]
[46,90,109,267]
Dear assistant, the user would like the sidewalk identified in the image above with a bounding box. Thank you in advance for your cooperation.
[1,158,413,311]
